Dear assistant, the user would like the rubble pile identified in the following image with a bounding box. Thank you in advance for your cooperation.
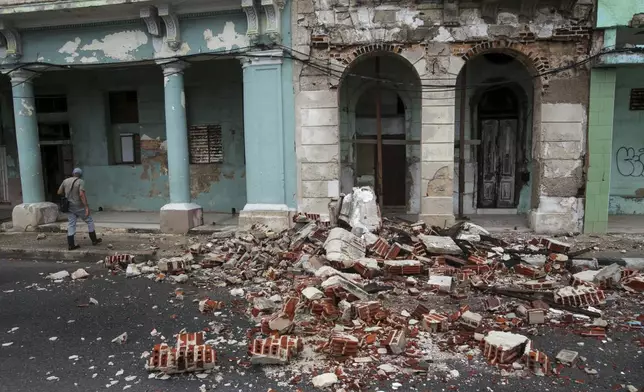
[101,187,644,389]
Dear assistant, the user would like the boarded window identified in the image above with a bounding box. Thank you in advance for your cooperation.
[629,88,644,110]
[188,125,223,164]
[109,91,139,124]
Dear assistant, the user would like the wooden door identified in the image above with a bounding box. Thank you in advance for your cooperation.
[479,119,499,208]
[497,119,517,208]
[478,119,518,208]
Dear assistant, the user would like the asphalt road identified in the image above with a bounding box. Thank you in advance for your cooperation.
[0,259,642,392]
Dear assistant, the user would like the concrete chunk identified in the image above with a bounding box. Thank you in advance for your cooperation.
[323,227,366,268]
[338,186,381,233]
[321,275,369,301]
[301,286,324,300]
[312,373,338,388]
[418,234,462,255]
[428,275,453,292]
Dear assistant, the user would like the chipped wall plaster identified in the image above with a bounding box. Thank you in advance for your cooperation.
[203,21,249,51]
[79,30,148,61]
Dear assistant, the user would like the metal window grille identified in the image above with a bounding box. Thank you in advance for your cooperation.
[188,125,223,164]
[629,88,644,110]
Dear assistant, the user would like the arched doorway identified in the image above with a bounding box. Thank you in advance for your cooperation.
[455,51,533,216]
[339,52,421,213]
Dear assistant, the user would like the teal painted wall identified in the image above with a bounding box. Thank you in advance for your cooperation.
[281,0,297,209]
[609,66,644,214]
[597,0,644,28]
[2,12,248,66]
[18,59,246,212]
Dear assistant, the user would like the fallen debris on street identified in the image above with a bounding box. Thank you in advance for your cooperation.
[83,186,643,388]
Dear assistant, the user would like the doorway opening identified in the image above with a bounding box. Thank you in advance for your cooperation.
[454,51,533,217]
[354,88,407,208]
[39,123,73,202]
[338,52,422,214]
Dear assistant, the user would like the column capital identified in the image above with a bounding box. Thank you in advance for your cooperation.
[157,59,190,76]
[3,68,39,86]
[238,49,284,69]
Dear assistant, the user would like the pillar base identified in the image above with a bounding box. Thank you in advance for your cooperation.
[12,202,59,231]
[529,197,584,234]
[160,203,203,234]
[238,204,293,231]
[419,213,456,228]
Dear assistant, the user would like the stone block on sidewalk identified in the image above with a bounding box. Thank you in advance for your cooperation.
[12,202,59,231]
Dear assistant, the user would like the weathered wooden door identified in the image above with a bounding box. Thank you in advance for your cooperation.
[478,119,517,208]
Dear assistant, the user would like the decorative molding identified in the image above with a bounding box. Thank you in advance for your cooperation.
[20,18,139,32]
[158,4,181,51]
[261,0,285,44]
[238,49,284,68]
[0,21,22,59]
[6,69,38,86]
[158,59,190,76]
[140,6,162,37]
[241,0,260,45]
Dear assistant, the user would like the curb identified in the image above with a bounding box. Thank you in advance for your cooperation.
[31,225,232,235]
[0,248,158,263]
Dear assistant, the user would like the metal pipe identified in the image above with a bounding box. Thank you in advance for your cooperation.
[458,63,467,219]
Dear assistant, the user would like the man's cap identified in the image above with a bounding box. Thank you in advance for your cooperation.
[72,168,82,176]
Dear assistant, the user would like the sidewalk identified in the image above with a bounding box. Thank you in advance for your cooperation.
[0,231,202,262]
[1,210,238,234]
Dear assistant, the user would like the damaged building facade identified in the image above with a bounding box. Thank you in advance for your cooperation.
[584,0,644,233]
[0,0,297,232]
[293,0,594,233]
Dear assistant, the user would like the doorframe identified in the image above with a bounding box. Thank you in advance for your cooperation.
[473,84,527,211]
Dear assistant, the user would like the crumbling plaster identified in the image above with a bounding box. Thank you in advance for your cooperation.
[294,0,592,233]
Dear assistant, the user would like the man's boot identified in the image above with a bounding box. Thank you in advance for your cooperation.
[67,235,80,251]
[89,231,102,246]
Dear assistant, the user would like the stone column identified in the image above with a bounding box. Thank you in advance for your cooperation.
[158,60,203,233]
[7,69,58,230]
[238,50,292,230]
[420,78,456,228]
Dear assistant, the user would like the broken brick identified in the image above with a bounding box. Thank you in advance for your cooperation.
[421,313,449,333]
[482,331,529,364]
[383,329,407,355]
[248,335,302,365]
[554,286,606,307]
[328,333,359,357]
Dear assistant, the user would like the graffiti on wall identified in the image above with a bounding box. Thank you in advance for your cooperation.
[615,146,644,177]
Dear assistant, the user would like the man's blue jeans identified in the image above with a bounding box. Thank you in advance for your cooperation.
[67,205,95,236]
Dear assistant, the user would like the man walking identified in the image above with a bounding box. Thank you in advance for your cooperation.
[57,168,102,250]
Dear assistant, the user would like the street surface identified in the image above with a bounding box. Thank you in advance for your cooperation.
[0,259,642,392]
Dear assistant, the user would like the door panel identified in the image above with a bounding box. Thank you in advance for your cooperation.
[497,119,517,208]
[479,119,499,208]
[382,144,406,206]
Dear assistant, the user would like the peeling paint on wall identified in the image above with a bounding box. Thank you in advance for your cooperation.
[19,99,34,116]
[58,37,81,62]
[56,31,149,62]
[203,21,248,51]
[81,30,148,61]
